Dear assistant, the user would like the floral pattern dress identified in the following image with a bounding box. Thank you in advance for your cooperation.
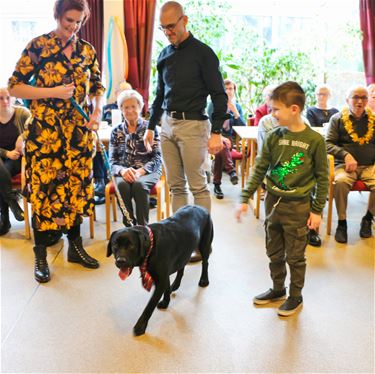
[8,31,105,231]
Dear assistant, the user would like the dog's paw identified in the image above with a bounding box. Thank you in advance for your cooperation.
[198,278,209,287]
[133,321,147,336]
[157,300,170,309]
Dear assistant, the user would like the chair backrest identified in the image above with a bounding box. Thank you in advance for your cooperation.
[247,117,255,126]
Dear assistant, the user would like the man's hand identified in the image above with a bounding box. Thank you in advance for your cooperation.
[228,101,240,118]
[236,203,249,222]
[6,150,21,160]
[208,133,224,154]
[344,153,357,173]
[143,129,154,153]
[307,212,321,231]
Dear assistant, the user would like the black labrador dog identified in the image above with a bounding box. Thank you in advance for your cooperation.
[107,205,213,336]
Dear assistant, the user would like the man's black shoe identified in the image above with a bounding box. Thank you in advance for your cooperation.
[308,229,321,247]
[359,217,372,238]
[213,184,224,199]
[335,224,348,243]
[229,171,239,185]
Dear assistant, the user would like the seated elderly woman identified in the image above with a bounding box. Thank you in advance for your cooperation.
[0,87,30,235]
[109,89,162,226]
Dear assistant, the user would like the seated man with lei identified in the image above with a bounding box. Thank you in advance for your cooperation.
[326,85,375,243]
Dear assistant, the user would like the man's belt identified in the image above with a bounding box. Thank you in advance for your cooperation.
[166,110,208,120]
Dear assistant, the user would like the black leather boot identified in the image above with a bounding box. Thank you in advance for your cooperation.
[33,245,50,283]
[68,237,99,269]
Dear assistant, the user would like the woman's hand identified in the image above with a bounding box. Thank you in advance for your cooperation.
[120,168,137,183]
[53,83,75,100]
[6,150,21,160]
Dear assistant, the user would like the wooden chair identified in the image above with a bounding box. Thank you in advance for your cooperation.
[326,154,370,235]
[104,170,170,240]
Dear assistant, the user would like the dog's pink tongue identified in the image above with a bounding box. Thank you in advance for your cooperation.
[118,268,131,281]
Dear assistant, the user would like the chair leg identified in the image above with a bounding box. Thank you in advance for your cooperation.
[326,183,334,235]
[255,186,261,219]
[89,213,94,239]
[112,194,117,222]
[23,196,31,239]
[105,185,111,240]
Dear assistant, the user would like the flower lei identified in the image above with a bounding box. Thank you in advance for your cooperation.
[342,107,375,145]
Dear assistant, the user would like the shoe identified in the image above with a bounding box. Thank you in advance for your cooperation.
[45,230,62,246]
[214,184,224,199]
[335,224,347,243]
[8,197,24,221]
[94,195,105,205]
[33,245,50,283]
[0,218,11,236]
[189,249,202,263]
[94,178,106,197]
[229,171,239,185]
[278,296,303,316]
[68,237,99,269]
[359,217,372,238]
[253,288,286,305]
[308,229,321,247]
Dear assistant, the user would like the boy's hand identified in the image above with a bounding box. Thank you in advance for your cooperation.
[236,203,249,222]
[307,212,321,231]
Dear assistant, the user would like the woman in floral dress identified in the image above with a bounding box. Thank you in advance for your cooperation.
[8,0,105,283]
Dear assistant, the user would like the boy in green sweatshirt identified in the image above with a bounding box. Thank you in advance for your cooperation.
[236,81,329,316]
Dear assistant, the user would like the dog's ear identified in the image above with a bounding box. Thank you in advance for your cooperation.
[107,231,114,257]
[133,226,150,258]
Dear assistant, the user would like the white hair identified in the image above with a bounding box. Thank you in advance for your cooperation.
[117,89,144,110]
[345,85,368,99]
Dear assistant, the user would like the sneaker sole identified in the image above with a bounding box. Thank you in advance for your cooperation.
[253,295,286,305]
[278,302,303,316]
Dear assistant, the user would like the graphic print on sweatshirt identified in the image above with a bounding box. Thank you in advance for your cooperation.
[270,151,305,191]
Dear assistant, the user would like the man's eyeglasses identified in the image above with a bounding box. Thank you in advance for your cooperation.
[158,15,184,32]
[350,95,368,101]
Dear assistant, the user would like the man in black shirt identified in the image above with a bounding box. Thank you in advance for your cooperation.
[144,1,227,260]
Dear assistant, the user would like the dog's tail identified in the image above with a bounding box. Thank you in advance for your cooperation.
[199,214,214,260]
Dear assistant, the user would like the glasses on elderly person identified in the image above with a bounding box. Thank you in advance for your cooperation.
[350,95,368,101]
[158,15,184,32]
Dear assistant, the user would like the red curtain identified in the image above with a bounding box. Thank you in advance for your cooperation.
[123,0,157,112]
[79,0,104,70]
[360,0,375,84]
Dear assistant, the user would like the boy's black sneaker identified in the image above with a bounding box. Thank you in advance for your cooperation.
[213,184,224,199]
[335,224,347,243]
[278,296,303,316]
[253,288,286,305]
[359,217,372,238]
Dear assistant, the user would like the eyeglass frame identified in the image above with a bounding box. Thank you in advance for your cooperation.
[158,15,184,32]
[350,95,368,101]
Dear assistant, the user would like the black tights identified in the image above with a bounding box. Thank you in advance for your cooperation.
[34,225,80,246]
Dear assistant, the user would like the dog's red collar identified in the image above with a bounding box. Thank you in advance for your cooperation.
[140,226,154,292]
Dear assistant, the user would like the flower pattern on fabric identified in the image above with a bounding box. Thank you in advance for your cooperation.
[8,31,105,231]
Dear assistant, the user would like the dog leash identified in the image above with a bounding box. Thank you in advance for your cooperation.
[69,97,134,226]
[139,225,154,291]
